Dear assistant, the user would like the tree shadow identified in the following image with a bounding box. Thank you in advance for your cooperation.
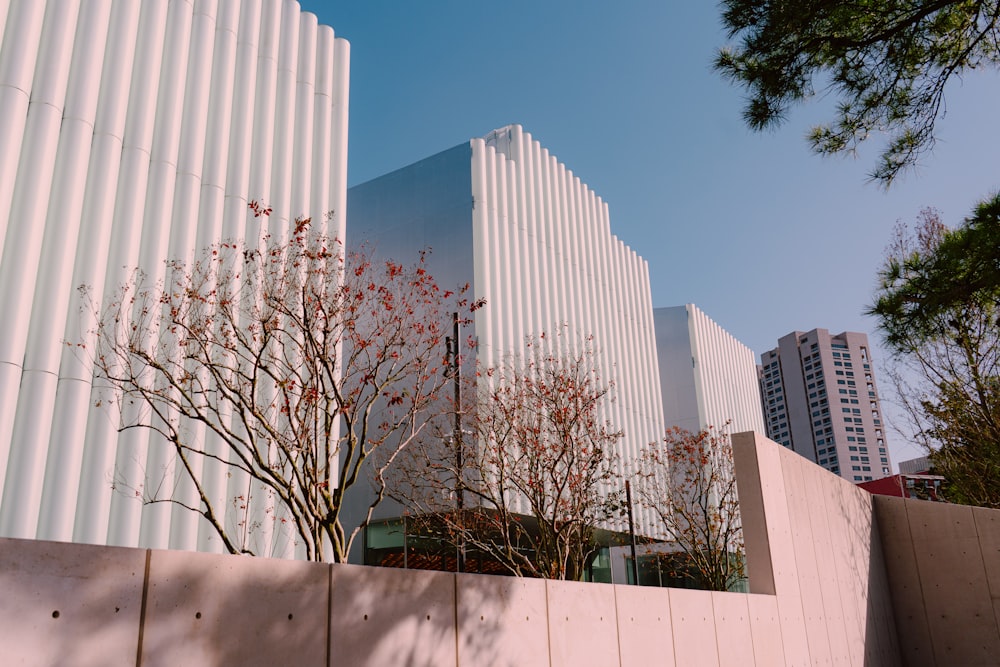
[0,536,513,667]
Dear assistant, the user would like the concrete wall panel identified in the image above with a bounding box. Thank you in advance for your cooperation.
[141,548,329,667]
[780,452,832,663]
[756,441,811,664]
[329,564,457,667]
[456,573,549,667]
[746,593,784,665]
[731,431,775,595]
[844,482,900,666]
[811,464,855,665]
[26,432,1000,667]
[0,537,144,666]
[712,591,754,667]
[669,587,719,666]
[972,506,1000,643]
[907,501,1000,665]
[614,583,675,666]
[545,579,620,667]
[829,471,870,662]
[873,496,935,665]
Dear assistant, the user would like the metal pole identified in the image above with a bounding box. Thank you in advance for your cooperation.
[452,312,465,574]
[625,480,639,585]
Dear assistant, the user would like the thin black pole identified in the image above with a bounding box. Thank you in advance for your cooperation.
[625,480,639,585]
[452,312,465,574]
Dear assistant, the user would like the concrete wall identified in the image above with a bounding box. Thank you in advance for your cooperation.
[874,496,1000,666]
[732,431,900,665]
[2,431,995,665]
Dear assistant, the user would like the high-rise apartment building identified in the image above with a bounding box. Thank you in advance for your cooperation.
[654,305,765,435]
[759,330,891,482]
[0,0,349,553]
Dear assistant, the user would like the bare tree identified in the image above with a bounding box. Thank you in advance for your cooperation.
[87,207,475,561]
[391,334,623,580]
[633,423,745,591]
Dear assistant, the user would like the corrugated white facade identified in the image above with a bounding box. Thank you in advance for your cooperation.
[654,305,766,435]
[476,126,664,480]
[0,0,349,553]
[349,126,664,531]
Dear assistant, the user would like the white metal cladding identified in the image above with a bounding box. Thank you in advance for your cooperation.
[477,126,665,530]
[0,0,349,555]
[684,304,767,435]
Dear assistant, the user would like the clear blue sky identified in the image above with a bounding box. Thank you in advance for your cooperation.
[302,1,1000,464]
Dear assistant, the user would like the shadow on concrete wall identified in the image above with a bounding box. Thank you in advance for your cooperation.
[855,490,901,665]
[0,537,510,667]
[0,537,146,666]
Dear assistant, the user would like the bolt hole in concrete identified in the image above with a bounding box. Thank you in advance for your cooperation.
[196,612,202,619]
[363,614,368,621]
[288,613,294,620]
[426,615,431,620]
[52,611,60,619]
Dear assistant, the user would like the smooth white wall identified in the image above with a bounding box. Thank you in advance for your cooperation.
[0,0,349,555]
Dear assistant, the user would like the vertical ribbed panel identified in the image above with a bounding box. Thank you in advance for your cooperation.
[0,0,47,265]
[681,304,767,435]
[7,0,113,542]
[479,125,665,530]
[0,0,348,554]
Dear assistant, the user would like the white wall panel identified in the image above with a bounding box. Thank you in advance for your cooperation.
[0,0,349,554]
[0,0,46,263]
[656,304,765,436]
[479,125,665,532]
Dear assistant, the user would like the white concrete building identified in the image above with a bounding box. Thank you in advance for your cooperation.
[348,125,665,526]
[0,0,349,553]
[654,304,766,435]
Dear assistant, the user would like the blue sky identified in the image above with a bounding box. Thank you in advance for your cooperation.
[302,1,1000,464]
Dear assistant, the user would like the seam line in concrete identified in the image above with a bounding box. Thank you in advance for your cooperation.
[134,548,151,667]
[544,580,553,667]
[453,573,460,667]
[325,564,332,667]
[612,583,623,667]
[904,499,936,663]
